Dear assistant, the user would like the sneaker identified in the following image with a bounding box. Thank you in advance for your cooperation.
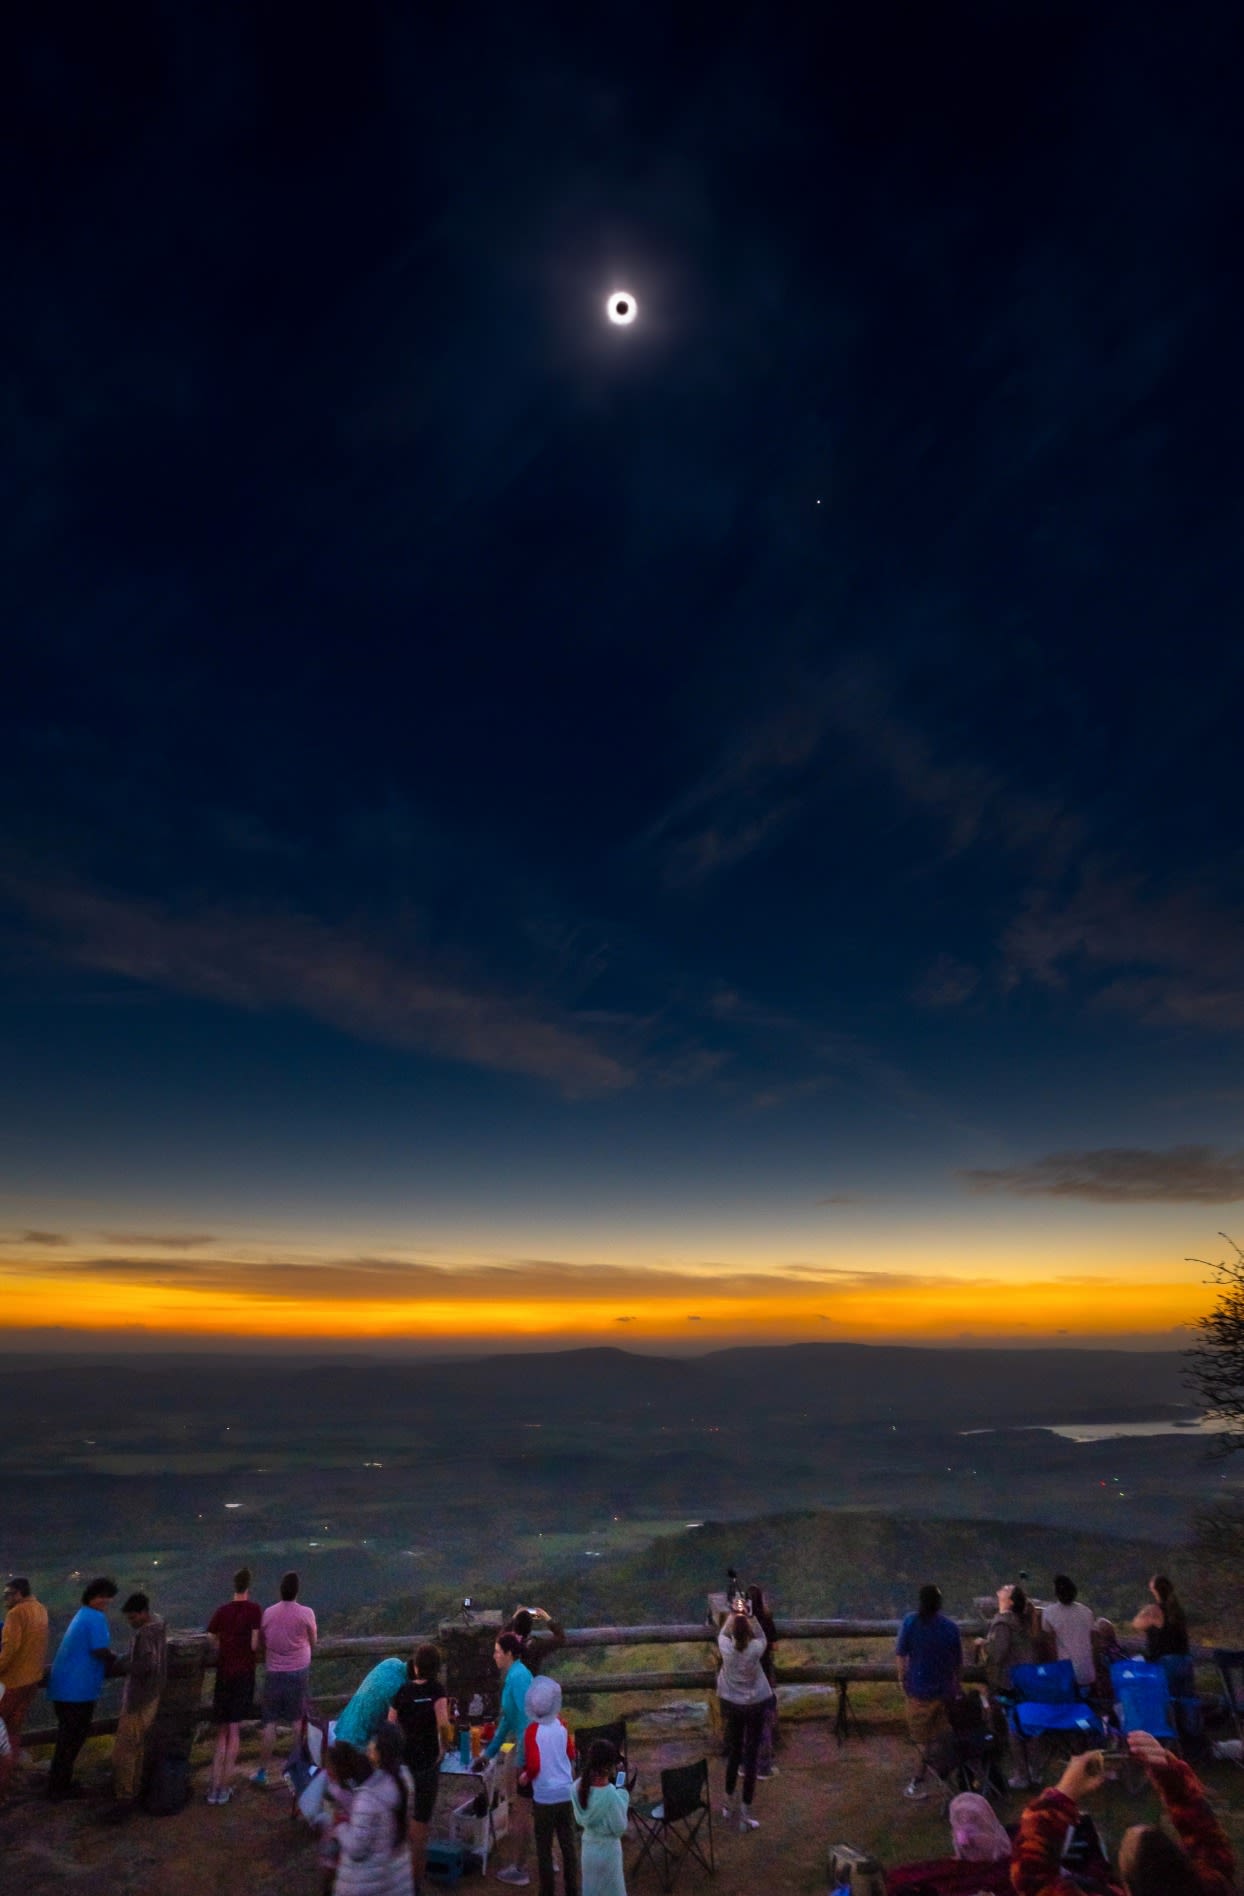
[739,1814,760,1832]
[1007,1772,1032,1790]
[217,1787,233,1805]
[495,1871,531,1888]
[903,1779,929,1800]
[250,1769,268,1787]
[206,1789,221,1805]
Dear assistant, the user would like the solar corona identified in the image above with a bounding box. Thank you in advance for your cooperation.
[606,290,637,325]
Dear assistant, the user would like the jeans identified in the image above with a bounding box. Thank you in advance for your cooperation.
[721,1697,772,1807]
[533,1799,580,1896]
[50,1700,97,1795]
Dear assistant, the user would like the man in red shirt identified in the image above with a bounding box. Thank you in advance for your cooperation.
[206,1568,262,1804]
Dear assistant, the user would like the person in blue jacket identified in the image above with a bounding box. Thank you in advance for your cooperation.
[478,1631,534,1887]
[47,1577,118,1799]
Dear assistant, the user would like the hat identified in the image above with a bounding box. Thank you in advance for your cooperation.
[949,1792,1011,1863]
[525,1675,562,1721]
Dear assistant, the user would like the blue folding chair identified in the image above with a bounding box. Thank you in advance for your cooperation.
[1007,1661,1104,1779]
[1110,1659,1179,1748]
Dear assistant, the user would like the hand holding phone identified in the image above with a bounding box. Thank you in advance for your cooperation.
[615,1768,627,1788]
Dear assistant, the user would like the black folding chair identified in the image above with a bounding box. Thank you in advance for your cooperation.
[573,1716,629,1774]
[630,1758,715,1892]
[1213,1650,1244,1763]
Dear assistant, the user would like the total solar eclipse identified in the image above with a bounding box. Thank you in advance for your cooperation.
[607,291,637,325]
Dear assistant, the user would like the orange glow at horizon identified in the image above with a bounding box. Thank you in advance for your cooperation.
[0,1255,1215,1344]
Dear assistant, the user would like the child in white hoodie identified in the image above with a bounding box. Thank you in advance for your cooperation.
[521,1675,580,1896]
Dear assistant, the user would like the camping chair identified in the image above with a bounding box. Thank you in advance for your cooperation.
[630,1758,715,1892]
[1007,1662,1104,1782]
[1213,1649,1244,1761]
[922,1692,1003,1808]
[574,1715,630,1779]
[1110,1659,1180,1780]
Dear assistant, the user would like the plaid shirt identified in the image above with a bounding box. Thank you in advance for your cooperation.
[1011,1755,1236,1896]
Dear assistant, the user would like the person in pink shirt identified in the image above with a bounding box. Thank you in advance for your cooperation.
[252,1570,317,1786]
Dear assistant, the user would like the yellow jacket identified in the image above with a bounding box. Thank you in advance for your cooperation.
[0,1595,50,1688]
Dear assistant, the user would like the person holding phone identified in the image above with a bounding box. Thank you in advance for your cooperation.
[716,1609,774,1833]
[573,1738,629,1896]
[1012,1732,1235,1896]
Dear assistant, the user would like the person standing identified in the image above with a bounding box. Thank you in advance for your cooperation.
[478,1631,535,1887]
[573,1739,629,1896]
[207,1567,263,1804]
[254,1570,316,1786]
[1041,1575,1096,1690]
[47,1576,118,1799]
[747,1584,780,1778]
[107,1592,167,1818]
[0,1576,49,1789]
[895,1583,962,1800]
[388,1643,452,1894]
[715,1609,774,1834]
[1134,1574,1194,1698]
[521,1675,580,1896]
[507,1606,567,1677]
[332,1726,415,1896]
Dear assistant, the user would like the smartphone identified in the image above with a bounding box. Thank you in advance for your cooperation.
[615,1768,627,1788]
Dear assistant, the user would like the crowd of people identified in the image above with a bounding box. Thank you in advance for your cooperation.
[0,1562,1235,1896]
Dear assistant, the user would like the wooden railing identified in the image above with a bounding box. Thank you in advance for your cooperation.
[36,1612,1192,1751]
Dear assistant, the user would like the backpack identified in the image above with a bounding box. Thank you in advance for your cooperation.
[830,1843,888,1896]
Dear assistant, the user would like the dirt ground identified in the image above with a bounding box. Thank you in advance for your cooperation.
[3,1720,1243,1896]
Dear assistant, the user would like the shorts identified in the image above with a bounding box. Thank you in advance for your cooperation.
[905,1696,951,1751]
[213,1672,258,1725]
[411,1765,440,1826]
[261,1667,309,1724]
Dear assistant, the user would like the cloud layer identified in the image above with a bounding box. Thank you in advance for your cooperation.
[962,1145,1244,1204]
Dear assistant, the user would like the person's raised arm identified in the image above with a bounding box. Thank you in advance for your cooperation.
[1011,1753,1105,1896]
[1130,1732,1237,1896]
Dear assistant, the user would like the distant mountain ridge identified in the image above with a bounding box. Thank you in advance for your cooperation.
[0,1339,1193,1431]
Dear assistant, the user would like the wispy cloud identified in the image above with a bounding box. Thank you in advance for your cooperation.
[7,879,632,1098]
[961,1145,1244,1204]
[913,954,979,1009]
[2,1229,70,1246]
[1005,871,1244,1031]
[100,1232,216,1250]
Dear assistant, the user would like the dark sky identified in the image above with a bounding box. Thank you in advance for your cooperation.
[4,4,1244,1343]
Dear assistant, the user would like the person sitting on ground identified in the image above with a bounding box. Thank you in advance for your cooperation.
[254,1569,317,1787]
[522,1675,580,1896]
[1011,1730,1236,1896]
[507,1605,567,1677]
[1133,1574,1194,1696]
[478,1630,535,1887]
[716,1606,774,1834]
[895,1583,962,1801]
[747,1583,780,1778]
[1040,1574,1096,1690]
[47,1576,118,1800]
[388,1643,452,1895]
[206,1566,262,1805]
[106,1591,167,1820]
[332,1725,414,1896]
[0,1576,49,1798]
[573,1738,629,1896]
